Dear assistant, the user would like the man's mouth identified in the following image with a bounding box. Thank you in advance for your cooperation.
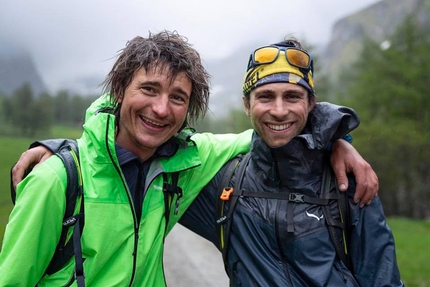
[267,123,292,131]
[140,116,167,128]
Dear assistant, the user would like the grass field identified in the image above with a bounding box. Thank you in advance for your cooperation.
[387,217,430,287]
[0,133,429,286]
[0,136,34,238]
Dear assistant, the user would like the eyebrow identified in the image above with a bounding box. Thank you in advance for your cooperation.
[140,80,190,99]
[254,88,276,95]
[285,90,305,96]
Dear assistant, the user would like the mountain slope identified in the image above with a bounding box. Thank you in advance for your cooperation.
[321,0,430,83]
[0,39,48,96]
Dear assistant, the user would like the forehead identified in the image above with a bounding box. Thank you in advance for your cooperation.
[132,66,191,89]
[251,82,307,95]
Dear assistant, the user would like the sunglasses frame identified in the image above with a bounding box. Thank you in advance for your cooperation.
[246,45,314,74]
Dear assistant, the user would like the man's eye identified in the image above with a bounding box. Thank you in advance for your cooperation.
[288,95,301,100]
[142,87,155,93]
[171,95,186,103]
[258,94,271,99]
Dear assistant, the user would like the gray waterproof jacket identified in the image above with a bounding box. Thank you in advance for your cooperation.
[180,103,403,286]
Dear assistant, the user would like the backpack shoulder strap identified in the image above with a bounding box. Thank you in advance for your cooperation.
[320,160,352,271]
[44,140,85,287]
[163,172,182,237]
[216,153,251,273]
[215,155,242,245]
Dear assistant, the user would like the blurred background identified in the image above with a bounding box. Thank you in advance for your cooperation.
[1,0,429,286]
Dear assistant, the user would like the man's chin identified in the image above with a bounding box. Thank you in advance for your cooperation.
[265,139,292,148]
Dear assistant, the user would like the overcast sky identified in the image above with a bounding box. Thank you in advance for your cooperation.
[0,0,380,92]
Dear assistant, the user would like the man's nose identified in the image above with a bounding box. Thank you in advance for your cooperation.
[152,95,170,117]
[270,98,288,118]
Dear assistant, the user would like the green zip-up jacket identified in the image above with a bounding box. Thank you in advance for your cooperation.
[0,95,252,286]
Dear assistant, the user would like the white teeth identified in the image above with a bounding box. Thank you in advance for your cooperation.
[268,123,291,131]
[142,117,164,127]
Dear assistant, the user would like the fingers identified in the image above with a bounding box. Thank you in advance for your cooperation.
[352,167,367,207]
[12,146,54,189]
[12,150,34,189]
[330,140,352,192]
[332,162,349,192]
[356,166,379,207]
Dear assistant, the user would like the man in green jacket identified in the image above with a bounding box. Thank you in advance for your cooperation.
[2,31,377,286]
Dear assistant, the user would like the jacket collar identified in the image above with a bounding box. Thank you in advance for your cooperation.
[249,103,359,190]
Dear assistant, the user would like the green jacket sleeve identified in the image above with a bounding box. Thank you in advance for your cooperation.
[0,157,67,286]
[165,129,253,233]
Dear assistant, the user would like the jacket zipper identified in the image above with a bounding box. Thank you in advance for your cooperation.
[274,196,294,285]
[104,116,139,286]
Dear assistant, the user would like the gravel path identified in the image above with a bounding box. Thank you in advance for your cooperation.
[164,224,229,287]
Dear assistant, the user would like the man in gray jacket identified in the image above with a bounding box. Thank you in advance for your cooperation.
[180,38,403,286]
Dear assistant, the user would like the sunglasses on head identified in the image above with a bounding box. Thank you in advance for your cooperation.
[246,45,313,73]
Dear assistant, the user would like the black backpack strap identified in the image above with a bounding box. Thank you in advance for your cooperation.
[235,190,331,204]
[320,161,352,271]
[215,155,243,248]
[44,141,86,287]
[163,172,182,236]
[216,153,251,274]
[336,172,352,269]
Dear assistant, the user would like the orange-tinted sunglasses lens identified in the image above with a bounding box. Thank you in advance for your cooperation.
[254,47,279,64]
[286,49,310,68]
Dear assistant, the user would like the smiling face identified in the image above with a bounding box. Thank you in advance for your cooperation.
[243,82,315,148]
[116,66,192,161]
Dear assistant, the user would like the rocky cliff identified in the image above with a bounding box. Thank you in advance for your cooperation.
[321,0,430,82]
[0,40,48,96]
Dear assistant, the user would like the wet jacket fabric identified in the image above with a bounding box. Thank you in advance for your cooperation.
[0,95,253,286]
[180,103,403,286]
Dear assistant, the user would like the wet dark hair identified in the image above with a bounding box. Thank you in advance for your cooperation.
[102,31,211,132]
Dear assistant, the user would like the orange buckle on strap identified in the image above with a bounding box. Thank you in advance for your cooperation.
[220,187,234,201]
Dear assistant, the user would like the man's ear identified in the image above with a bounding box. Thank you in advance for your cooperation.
[242,96,251,117]
[115,85,124,103]
[309,93,317,111]
[117,93,124,103]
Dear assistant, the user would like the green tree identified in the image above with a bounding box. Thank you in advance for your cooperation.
[29,92,54,136]
[340,16,430,218]
[69,94,98,126]
[11,83,34,136]
[54,90,72,124]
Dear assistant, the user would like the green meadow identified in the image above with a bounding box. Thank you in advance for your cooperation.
[0,133,429,286]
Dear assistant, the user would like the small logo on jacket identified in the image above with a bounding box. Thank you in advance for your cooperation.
[306,211,324,221]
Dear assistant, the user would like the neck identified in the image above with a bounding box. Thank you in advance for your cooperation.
[115,137,156,162]
[251,132,325,189]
